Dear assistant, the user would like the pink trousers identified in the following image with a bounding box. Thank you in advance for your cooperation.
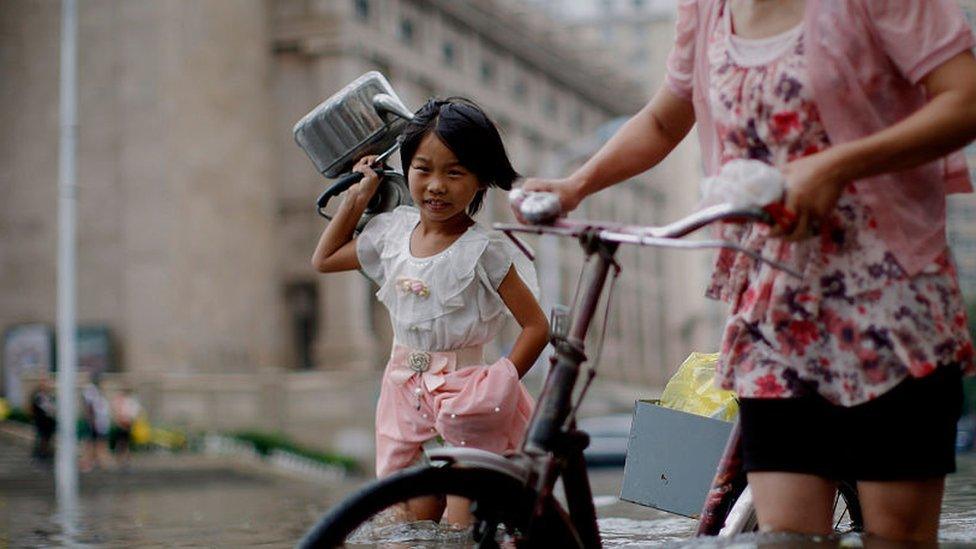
[374,344,535,477]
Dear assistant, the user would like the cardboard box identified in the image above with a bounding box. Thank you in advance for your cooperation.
[620,400,734,518]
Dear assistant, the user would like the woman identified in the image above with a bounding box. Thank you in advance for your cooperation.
[522,0,976,542]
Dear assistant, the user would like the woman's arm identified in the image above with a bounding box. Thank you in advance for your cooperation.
[521,85,696,213]
[779,51,976,240]
[496,266,550,378]
[310,157,381,272]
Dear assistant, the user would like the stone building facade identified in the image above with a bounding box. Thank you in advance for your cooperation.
[1,0,663,437]
[521,0,724,383]
[1,1,282,379]
[270,0,647,374]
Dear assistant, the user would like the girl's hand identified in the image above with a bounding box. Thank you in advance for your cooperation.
[520,177,585,215]
[349,156,382,202]
[773,150,847,241]
[311,156,380,273]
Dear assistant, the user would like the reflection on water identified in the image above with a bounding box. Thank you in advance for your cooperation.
[1,452,974,547]
[598,516,697,547]
[348,519,474,548]
[940,452,976,544]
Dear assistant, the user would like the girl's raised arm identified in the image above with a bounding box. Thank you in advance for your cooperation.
[521,85,696,213]
[496,266,550,378]
[311,157,381,273]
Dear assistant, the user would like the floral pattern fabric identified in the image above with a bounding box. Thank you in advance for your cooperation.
[705,6,974,406]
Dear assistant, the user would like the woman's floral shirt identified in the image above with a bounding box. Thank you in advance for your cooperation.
[705,7,974,406]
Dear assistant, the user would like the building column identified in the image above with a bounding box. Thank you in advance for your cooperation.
[314,271,380,370]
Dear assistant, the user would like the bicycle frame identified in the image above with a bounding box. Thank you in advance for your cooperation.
[298,195,860,548]
[490,203,794,547]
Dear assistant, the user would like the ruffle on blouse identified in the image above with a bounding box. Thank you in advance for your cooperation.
[356,211,395,286]
[361,206,539,329]
[473,233,540,323]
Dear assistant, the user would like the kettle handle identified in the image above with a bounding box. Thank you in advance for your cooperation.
[316,171,364,218]
[317,170,398,219]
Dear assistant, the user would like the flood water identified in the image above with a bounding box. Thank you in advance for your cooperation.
[1,438,974,547]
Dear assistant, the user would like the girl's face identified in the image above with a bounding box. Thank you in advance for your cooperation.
[407,132,483,223]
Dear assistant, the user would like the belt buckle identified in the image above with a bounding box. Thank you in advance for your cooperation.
[407,351,432,373]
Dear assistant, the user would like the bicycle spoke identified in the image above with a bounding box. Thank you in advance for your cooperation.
[832,492,852,532]
[833,492,843,531]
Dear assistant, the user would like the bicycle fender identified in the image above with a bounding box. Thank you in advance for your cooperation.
[425,447,530,483]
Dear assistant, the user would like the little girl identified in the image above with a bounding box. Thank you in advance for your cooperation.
[311,97,549,522]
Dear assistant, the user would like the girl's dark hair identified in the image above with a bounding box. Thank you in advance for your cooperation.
[400,97,520,216]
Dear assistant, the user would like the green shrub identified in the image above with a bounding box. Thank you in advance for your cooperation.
[230,430,358,472]
[7,407,31,424]
[964,301,976,416]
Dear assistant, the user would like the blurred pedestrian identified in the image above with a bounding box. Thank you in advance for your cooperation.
[110,387,142,468]
[521,0,976,542]
[29,374,57,464]
[80,374,111,471]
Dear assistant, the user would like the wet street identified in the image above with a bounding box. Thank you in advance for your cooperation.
[1,425,975,547]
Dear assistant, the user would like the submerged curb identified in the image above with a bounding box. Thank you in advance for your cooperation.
[203,434,348,483]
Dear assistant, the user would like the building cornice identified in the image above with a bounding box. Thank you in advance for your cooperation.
[271,0,646,116]
[421,0,645,115]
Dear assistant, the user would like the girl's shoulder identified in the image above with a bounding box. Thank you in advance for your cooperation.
[356,206,420,286]
[378,205,420,230]
[462,224,540,297]
[359,206,418,244]
[392,204,421,219]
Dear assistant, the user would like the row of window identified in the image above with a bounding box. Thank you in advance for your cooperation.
[352,0,590,133]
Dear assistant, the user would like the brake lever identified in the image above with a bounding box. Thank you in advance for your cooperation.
[500,230,536,261]
[608,232,803,279]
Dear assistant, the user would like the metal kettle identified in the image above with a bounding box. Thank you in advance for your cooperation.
[293,72,415,227]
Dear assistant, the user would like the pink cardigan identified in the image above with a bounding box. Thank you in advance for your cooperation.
[666,0,975,275]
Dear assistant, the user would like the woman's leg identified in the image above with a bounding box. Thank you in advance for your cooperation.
[857,478,944,543]
[444,496,472,526]
[740,395,839,533]
[748,471,836,534]
[405,496,446,521]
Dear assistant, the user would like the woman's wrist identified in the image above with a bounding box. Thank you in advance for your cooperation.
[825,143,867,189]
[565,175,589,209]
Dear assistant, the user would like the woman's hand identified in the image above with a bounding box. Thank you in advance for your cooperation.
[773,149,847,241]
[520,177,586,215]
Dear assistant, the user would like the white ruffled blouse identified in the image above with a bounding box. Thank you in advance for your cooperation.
[356,206,539,352]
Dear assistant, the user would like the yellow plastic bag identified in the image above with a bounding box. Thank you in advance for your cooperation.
[659,352,738,421]
[150,426,187,450]
[131,415,151,445]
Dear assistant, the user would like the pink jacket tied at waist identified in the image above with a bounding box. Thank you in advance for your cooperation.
[666,0,975,275]
[375,345,534,477]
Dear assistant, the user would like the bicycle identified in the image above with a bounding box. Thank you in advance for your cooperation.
[299,192,863,548]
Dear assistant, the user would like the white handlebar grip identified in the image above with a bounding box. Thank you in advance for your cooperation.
[509,189,562,225]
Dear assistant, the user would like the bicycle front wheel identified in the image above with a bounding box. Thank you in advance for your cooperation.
[299,465,581,548]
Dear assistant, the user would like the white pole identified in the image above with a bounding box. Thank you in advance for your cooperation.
[56,0,79,503]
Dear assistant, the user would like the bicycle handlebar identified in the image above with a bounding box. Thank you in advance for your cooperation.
[500,190,802,278]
